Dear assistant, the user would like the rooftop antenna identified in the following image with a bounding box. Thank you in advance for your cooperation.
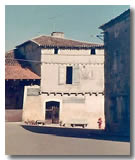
[48,13,64,32]
[48,16,57,32]
[96,35,104,41]
[90,33,104,41]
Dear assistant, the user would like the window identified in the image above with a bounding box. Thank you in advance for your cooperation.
[54,48,58,54]
[91,48,96,55]
[66,66,73,84]
[58,65,80,85]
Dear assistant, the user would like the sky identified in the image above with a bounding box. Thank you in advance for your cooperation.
[5,5,129,52]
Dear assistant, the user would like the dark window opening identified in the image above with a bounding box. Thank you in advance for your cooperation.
[91,48,96,55]
[54,48,58,54]
[66,66,73,84]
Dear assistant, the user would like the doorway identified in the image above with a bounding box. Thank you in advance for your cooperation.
[45,101,60,124]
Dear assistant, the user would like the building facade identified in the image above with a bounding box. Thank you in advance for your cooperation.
[99,9,130,135]
[6,32,105,129]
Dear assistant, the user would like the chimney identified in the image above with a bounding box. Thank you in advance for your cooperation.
[51,32,64,38]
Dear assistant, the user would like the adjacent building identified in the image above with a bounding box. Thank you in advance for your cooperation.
[5,50,40,121]
[99,9,130,135]
[5,32,105,129]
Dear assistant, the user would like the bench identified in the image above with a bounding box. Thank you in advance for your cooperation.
[70,123,88,128]
[36,120,46,125]
[60,119,88,128]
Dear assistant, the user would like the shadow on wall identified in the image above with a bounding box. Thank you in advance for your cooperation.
[21,125,130,142]
[14,49,31,68]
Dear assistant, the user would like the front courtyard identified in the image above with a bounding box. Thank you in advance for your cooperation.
[5,122,130,155]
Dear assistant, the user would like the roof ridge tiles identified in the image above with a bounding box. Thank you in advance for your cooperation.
[16,34,104,48]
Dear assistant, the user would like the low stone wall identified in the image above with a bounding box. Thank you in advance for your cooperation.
[5,110,22,122]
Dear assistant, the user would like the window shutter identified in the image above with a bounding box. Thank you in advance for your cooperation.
[73,65,80,83]
[58,66,65,84]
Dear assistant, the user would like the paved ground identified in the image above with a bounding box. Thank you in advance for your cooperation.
[5,122,130,155]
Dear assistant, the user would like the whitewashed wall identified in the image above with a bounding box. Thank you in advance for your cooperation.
[22,85,44,121]
[21,45,105,129]
[41,94,105,129]
[41,48,104,55]
[40,48,105,129]
[41,48,104,93]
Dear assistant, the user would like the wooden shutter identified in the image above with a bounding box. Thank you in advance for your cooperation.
[73,65,80,84]
[58,66,65,84]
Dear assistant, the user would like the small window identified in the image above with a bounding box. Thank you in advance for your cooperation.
[54,48,58,54]
[91,48,96,55]
[66,66,73,84]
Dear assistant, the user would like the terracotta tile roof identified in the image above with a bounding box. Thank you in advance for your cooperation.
[17,35,104,49]
[5,65,40,80]
[5,50,19,65]
[99,9,130,30]
[5,50,40,80]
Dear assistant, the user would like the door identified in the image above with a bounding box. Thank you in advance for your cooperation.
[45,101,60,124]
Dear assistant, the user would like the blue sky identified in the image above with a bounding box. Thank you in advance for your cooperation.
[5,5,129,51]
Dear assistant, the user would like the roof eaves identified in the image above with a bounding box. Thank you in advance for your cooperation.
[41,45,104,49]
[16,40,31,48]
[16,34,104,49]
[31,39,41,46]
[99,9,130,30]
[16,39,41,48]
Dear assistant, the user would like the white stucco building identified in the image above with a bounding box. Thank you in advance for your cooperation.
[6,32,105,129]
